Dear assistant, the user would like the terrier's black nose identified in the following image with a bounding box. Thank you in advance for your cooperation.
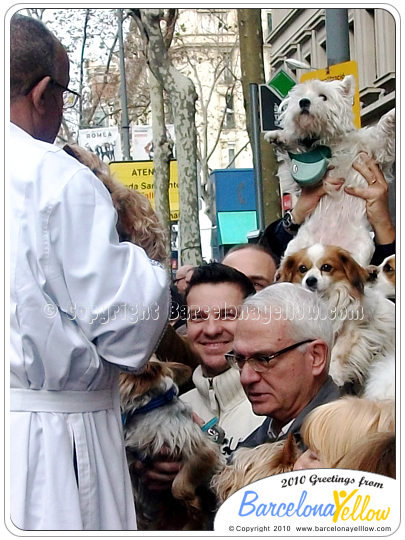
[305,276,318,290]
[299,98,311,110]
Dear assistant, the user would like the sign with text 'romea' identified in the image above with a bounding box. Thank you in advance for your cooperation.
[109,160,179,221]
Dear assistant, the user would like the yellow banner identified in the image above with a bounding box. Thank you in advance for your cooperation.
[109,160,179,221]
[300,60,361,128]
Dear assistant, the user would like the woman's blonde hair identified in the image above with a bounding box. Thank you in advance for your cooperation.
[333,432,395,478]
[301,396,395,466]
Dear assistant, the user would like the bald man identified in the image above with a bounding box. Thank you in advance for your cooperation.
[174,264,194,295]
[222,244,277,291]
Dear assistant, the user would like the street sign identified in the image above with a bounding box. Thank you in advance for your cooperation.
[259,84,283,132]
[268,69,296,99]
[109,160,179,221]
[300,60,361,128]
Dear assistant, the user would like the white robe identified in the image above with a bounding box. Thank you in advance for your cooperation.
[9,123,170,530]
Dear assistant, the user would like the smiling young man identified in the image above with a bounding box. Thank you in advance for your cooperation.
[180,263,263,454]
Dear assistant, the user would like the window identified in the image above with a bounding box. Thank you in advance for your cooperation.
[221,53,234,85]
[224,95,235,129]
[227,145,236,168]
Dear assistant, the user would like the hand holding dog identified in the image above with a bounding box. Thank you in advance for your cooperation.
[346,153,395,245]
[292,171,344,225]
[134,445,182,491]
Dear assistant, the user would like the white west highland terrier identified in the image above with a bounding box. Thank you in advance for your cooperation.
[265,75,395,266]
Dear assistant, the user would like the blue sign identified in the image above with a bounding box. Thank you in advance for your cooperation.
[211,168,256,212]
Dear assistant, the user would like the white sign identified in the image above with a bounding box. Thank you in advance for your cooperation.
[214,469,399,536]
[78,126,122,162]
[132,124,175,161]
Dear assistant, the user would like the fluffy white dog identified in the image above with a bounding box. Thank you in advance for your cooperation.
[265,75,395,266]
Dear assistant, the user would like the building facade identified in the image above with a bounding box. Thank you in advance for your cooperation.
[265,8,396,125]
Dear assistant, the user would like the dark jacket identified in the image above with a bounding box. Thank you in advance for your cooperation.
[238,376,341,451]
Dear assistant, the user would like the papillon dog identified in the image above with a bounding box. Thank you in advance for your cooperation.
[278,244,395,393]
[367,254,395,300]
[120,360,225,530]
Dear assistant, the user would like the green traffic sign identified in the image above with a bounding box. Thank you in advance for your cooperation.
[268,69,296,98]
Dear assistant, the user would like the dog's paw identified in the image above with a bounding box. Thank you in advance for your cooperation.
[264,130,288,146]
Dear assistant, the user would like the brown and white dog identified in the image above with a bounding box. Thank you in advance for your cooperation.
[278,244,395,394]
[210,434,299,505]
[120,360,225,530]
[367,254,395,300]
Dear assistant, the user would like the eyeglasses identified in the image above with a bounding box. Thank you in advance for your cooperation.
[50,79,80,108]
[24,76,80,109]
[225,339,313,373]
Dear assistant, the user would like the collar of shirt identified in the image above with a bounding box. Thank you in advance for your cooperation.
[267,418,295,440]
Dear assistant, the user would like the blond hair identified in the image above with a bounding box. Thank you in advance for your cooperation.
[301,396,395,466]
[334,432,395,478]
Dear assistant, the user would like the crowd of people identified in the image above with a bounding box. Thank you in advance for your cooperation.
[10,13,395,532]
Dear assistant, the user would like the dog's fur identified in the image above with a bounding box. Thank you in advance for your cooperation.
[278,243,395,390]
[367,254,395,300]
[63,143,168,265]
[265,75,395,266]
[210,434,299,504]
[120,360,225,530]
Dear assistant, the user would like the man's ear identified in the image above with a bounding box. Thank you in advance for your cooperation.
[30,76,52,114]
[307,339,328,376]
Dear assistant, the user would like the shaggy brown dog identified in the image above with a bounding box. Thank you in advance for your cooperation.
[120,360,225,530]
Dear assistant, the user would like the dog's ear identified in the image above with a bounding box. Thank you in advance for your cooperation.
[277,256,297,283]
[120,360,166,401]
[161,361,192,386]
[280,433,299,467]
[338,250,369,294]
[339,75,356,98]
[366,265,379,283]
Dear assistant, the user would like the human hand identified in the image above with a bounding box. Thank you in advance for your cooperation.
[345,153,395,245]
[291,170,344,224]
[133,446,182,491]
[192,412,205,427]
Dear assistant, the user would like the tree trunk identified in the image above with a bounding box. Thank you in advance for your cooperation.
[130,8,202,265]
[237,9,281,226]
[149,71,171,260]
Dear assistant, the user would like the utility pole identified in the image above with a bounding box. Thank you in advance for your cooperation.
[117,9,131,160]
[325,9,350,66]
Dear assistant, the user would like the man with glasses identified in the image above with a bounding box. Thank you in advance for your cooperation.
[9,14,169,531]
[228,282,341,449]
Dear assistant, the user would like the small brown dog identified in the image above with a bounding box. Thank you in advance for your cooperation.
[120,360,225,530]
[63,144,168,265]
[210,434,299,505]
